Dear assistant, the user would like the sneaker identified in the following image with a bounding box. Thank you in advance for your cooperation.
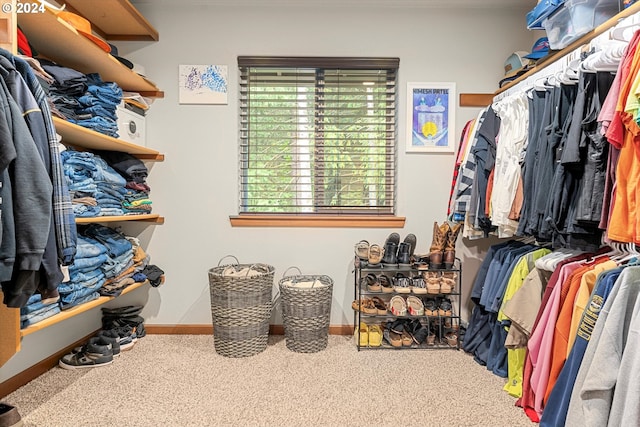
[108,325,139,351]
[59,341,113,370]
[72,335,120,358]
[0,402,22,427]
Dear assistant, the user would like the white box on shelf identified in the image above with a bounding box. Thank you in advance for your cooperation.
[116,103,146,146]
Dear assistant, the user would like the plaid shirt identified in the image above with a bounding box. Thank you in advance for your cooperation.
[10,54,77,265]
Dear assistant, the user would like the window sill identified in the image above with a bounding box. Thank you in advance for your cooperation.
[229,215,406,228]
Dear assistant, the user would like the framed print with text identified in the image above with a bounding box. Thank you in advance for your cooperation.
[406,82,456,153]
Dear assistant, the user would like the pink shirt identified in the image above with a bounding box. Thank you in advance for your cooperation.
[528,260,583,416]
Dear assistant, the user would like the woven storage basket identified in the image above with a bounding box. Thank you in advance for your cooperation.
[208,256,275,358]
[279,270,333,353]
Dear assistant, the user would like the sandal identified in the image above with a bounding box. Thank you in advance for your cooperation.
[379,274,394,293]
[424,271,441,294]
[440,272,457,294]
[401,329,413,347]
[371,296,388,315]
[445,331,458,347]
[393,273,411,293]
[410,274,427,294]
[389,295,407,316]
[368,244,384,266]
[423,297,437,316]
[366,273,381,292]
[369,324,383,347]
[354,240,370,260]
[406,319,428,345]
[362,298,378,315]
[438,297,452,317]
[383,323,402,347]
[406,296,424,316]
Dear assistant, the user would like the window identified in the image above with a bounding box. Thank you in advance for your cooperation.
[238,56,399,216]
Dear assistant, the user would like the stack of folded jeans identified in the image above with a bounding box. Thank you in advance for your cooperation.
[40,61,88,120]
[93,156,126,216]
[82,223,133,281]
[71,73,122,138]
[20,294,61,328]
[101,237,150,296]
[59,236,108,309]
[62,149,130,217]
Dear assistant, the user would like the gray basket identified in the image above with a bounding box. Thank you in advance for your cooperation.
[208,256,275,358]
[279,270,333,353]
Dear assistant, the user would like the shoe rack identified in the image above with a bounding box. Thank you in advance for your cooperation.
[353,257,462,350]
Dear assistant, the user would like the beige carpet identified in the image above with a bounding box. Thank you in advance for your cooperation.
[4,335,536,427]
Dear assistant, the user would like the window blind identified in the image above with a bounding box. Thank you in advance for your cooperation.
[238,56,399,215]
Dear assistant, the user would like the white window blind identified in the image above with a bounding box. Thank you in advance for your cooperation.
[238,56,399,215]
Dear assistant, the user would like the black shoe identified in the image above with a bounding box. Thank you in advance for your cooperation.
[0,402,22,427]
[381,233,400,266]
[403,233,417,259]
[406,319,428,345]
[72,335,120,358]
[59,340,114,370]
[397,242,411,266]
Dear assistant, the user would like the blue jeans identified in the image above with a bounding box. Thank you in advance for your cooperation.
[93,157,126,186]
[83,224,132,257]
[74,204,101,217]
[60,290,100,310]
[21,304,61,328]
[69,253,108,273]
[76,236,107,258]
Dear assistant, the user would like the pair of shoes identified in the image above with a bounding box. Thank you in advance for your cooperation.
[59,339,114,370]
[428,221,462,269]
[355,322,383,347]
[0,403,22,427]
[387,319,428,345]
[352,298,377,315]
[71,331,121,358]
[381,233,418,267]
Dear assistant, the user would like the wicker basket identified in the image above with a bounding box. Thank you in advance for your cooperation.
[208,256,275,358]
[279,270,333,353]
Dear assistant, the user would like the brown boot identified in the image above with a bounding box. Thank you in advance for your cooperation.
[444,221,462,269]
[429,221,449,269]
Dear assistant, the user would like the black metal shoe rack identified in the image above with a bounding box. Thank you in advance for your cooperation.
[353,258,462,351]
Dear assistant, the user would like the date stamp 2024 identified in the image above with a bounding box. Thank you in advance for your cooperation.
[2,2,46,14]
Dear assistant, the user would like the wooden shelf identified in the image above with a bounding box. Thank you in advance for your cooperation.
[459,2,640,107]
[20,281,149,337]
[75,214,164,224]
[56,0,159,42]
[18,7,163,97]
[55,117,164,161]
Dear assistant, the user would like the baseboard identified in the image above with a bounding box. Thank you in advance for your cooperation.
[0,324,355,399]
[145,324,355,336]
[0,330,98,400]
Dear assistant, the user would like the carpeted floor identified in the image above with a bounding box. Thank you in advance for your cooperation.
[4,335,536,426]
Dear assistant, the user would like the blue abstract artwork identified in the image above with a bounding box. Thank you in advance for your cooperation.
[179,65,228,104]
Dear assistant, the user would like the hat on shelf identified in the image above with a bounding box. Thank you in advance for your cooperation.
[504,51,532,78]
[108,43,134,69]
[56,11,111,53]
[524,37,551,60]
[499,51,534,88]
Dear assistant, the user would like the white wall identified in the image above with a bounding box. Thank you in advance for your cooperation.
[1,2,536,381]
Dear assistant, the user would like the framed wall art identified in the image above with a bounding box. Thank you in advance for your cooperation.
[406,81,456,153]
[179,64,228,105]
